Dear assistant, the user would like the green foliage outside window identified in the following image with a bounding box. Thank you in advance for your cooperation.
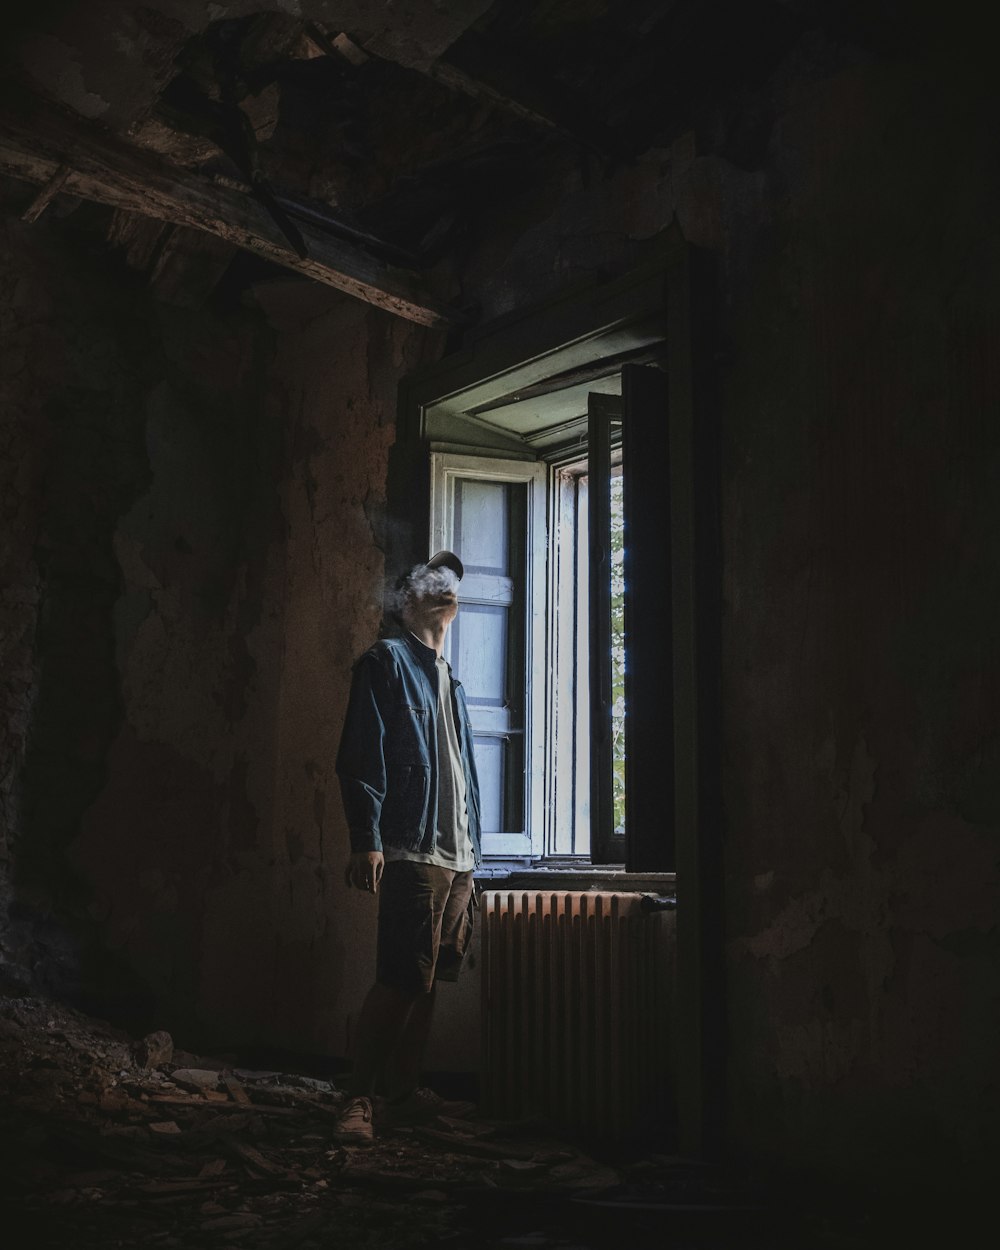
[610,472,626,836]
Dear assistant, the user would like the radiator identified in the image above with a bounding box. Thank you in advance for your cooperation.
[480,890,675,1142]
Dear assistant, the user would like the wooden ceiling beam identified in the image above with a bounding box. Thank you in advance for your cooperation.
[0,88,460,328]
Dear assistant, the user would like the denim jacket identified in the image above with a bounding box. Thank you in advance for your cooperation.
[336,633,482,866]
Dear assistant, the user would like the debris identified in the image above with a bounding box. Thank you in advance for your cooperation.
[134,1179,230,1195]
[546,1157,621,1191]
[496,1159,553,1186]
[408,1124,536,1161]
[200,1212,263,1231]
[226,1140,291,1179]
[170,1067,222,1093]
[137,1030,174,1068]
[221,1073,251,1104]
[0,989,695,1249]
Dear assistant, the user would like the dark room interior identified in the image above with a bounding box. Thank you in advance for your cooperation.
[0,2,997,1247]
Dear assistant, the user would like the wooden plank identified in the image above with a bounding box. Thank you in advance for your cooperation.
[0,89,459,327]
[21,163,70,222]
[226,1140,291,1178]
[221,1074,251,1106]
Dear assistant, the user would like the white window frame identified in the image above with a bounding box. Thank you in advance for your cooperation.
[430,451,548,858]
[547,455,591,858]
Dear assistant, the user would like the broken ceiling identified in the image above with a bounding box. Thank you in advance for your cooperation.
[0,1,846,322]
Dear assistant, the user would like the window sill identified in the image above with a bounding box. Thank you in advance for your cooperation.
[475,861,676,893]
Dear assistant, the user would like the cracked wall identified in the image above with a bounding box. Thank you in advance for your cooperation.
[0,205,288,1040]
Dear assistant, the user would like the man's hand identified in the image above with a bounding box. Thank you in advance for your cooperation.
[345,850,384,894]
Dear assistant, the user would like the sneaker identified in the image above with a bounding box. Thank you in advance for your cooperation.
[332,1095,374,1146]
[384,1086,475,1126]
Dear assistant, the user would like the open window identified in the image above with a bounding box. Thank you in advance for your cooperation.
[394,249,705,875]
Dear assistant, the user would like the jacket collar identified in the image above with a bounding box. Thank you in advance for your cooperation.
[403,631,442,671]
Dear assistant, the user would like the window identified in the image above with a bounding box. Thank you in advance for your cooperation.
[429,387,634,864]
[395,256,695,873]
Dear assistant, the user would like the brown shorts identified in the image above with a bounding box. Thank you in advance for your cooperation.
[376,861,476,994]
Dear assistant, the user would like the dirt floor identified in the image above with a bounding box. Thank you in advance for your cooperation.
[0,993,862,1249]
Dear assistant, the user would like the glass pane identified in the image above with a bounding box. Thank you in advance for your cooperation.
[473,736,503,834]
[455,480,509,572]
[453,604,508,707]
[448,472,528,841]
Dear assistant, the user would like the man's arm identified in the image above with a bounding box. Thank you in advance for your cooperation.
[335,651,392,857]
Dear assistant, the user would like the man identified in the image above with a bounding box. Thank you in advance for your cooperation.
[332,550,481,1145]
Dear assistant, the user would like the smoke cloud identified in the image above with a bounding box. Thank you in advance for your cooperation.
[392,564,460,617]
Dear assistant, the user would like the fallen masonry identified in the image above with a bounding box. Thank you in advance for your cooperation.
[0,994,783,1249]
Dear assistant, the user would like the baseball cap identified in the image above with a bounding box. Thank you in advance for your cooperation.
[424,550,464,581]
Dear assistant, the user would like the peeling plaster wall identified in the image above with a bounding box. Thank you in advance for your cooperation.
[0,207,288,1038]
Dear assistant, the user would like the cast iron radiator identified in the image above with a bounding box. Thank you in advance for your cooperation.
[480,890,675,1141]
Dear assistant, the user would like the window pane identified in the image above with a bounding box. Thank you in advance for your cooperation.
[455,480,509,571]
[447,472,528,843]
[452,604,508,707]
[474,736,504,834]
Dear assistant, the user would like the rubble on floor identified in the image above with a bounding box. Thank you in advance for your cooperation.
[0,994,775,1249]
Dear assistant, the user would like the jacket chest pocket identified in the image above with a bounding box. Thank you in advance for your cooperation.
[390,703,432,766]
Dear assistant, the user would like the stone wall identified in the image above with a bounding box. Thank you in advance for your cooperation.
[0,207,286,1034]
